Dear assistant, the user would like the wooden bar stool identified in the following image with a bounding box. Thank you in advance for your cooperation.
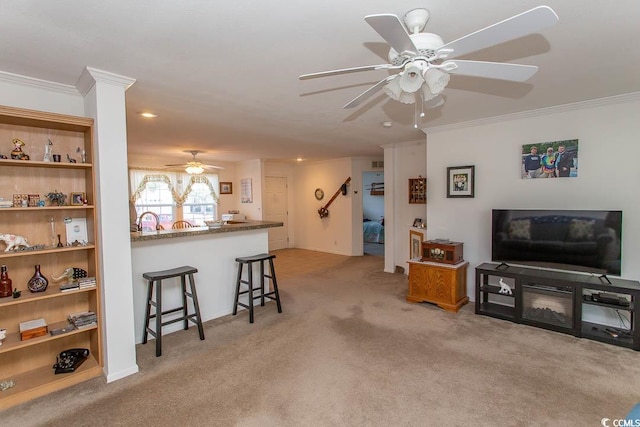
[233,254,282,323]
[142,266,205,356]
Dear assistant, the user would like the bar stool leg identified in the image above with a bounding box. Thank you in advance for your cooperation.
[142,280,154,344]
[248,263,254,323]
[233,263,243,315]
[181,275,189,330]
[260,260,266,307]
[155,280,162,357]
[269,258,283,313]
[188,273,205,340]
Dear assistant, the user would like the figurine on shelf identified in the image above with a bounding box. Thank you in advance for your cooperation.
[45,191,67,206]
[76,146,87,163]
[44,139,53,162]
[12,288,21,298]
[0,154,7,159]
[10,138,30,160]
[52,267,88,282]
[498,278,513,295]
[67,153,77,163]
[0,233,30,252]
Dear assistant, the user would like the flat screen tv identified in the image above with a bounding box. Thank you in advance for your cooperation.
[492,209,622,275]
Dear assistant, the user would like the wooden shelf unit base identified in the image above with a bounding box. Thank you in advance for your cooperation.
[0,355,102,410]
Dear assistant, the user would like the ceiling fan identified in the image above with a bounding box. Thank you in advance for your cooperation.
[299,6,559,127]
[165,150,224,175]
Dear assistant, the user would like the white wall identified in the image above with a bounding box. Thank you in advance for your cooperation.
[292,158,354,255]
[0,71,83,115]
[425,95,640,299]
[386,141,427,272]
[236,159,262,220]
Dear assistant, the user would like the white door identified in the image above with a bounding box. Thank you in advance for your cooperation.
[264,176,288,250]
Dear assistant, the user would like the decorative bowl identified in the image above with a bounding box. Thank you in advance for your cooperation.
[204,220,224,229]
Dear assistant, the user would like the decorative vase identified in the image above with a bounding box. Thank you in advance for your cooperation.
[28,264,48,293]
[0,265,12,298]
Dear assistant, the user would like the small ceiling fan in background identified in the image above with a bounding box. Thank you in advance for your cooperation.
[300,6,559,128]
[165,150,224,175]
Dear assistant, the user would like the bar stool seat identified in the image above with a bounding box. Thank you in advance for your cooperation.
[142,265,205,356]
[233,254,282,323]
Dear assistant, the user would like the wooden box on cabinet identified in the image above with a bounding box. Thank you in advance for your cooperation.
[422,241,464,265]
[0,105,102,410]
[407,260,469,312]
[408,177,426,204]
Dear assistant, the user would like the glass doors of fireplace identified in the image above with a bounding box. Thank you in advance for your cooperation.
[520,282,574,331]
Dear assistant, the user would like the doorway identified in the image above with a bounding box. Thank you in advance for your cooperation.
[362,171,384,256]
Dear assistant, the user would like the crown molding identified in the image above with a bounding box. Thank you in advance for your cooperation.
[423,92,640,134]
[0,70,80,95]
[76,67,136,96]
[380,139,425,150]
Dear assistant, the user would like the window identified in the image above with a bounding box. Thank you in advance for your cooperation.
[182,182,217,226]
[130,170,219,229]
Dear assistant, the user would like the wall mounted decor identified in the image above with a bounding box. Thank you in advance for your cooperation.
[447,166,475,198]
[241,178,252,203]
[522,139,578,179]
[220,182,232,195]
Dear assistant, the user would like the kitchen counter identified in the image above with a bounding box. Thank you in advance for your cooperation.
[130,220,283,242]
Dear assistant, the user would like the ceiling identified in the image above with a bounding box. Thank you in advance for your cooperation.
[1,1,639,168]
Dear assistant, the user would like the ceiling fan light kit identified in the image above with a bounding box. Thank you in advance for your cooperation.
[300,6,559,128]
[165,150,224,174]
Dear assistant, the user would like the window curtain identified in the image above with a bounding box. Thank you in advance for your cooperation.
[129,169,220,206]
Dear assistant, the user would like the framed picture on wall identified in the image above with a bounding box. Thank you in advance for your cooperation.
[522,139,578,179]
[447,165,475,198]
[241,178,252,203]
[220,182,232,195]
[410,229,424,260]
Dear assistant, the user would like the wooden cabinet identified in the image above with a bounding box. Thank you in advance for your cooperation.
[408,177,426,204]
[407,260,469,312]
[0,105,102,409]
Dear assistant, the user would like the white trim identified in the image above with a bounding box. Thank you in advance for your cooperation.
[105,365,139,383]
[0,70,80,95]
[424,92,640,134]
[76,67,136,96]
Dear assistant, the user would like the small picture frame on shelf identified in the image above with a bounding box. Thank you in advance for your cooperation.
[410,229,424,260]
[412,218,422,228]
[70,192,85,206]
[220,182,232,195]
[447,165,475,198]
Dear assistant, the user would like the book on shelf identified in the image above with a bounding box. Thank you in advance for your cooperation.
[60,281,80,292]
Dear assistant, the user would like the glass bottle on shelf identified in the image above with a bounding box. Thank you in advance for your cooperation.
[0,265,12,298]
[49,217,57,247]
[27,264,48,293]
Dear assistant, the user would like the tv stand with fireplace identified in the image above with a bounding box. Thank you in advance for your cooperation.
[475,263,640,350]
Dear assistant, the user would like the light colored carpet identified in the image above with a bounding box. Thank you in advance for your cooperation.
[2,249,639,426]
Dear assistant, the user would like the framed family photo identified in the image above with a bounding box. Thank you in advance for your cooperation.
[447,165,475,198]
[219,182,232,195]
[522,139,579,179]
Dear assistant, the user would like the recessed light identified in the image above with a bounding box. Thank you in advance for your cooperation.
[139,112,158,118]
[296,157,304,162]
[382,121,392,128]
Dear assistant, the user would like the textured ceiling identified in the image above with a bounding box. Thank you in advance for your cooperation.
[0,1,638,168]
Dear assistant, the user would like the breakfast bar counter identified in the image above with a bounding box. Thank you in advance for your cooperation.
[130,221,283,343]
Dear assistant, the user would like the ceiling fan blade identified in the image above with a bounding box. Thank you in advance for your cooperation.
[442,60,538,82]
[438,6,558,59]
[365,14,418,55]
[343,75,398,109]
[202,164,224,170]
[299,64,400,80]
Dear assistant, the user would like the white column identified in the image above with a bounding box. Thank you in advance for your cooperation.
[382,145,396,273]
[76,67,139,382]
